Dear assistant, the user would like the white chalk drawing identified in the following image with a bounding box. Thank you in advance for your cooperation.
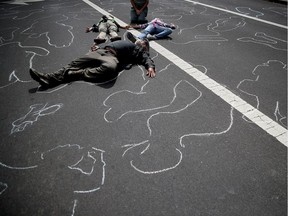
[117,80,234,173]
[41,144,106,194]
[0,71,31,89]
[42,1,83,10]
[40,144,105,214]
[12,9,44,20]
[71,199,78,216]
[122,140,150,157]
[146,80,202,136]
[68,7,100,21]
[101,52,235,174]
[3,0,44,5]
[237,60,287,127]
[103,64,175,122]
[152,3,192,18]
[152,0,225,18]
[235,7,264,18]
[237,32,287,51]
[11,103,63,134]
[122,139,183,174]
[21,14,74,48]
[130,149,183,174]
[173,23,227,44]
[211,17,246,32]
[103,60,208,123]
[0,0,286,214]
[274,101,286,126]
[171,17,245,45]
[263,7,287,17]
[180,106,234,147]
[0,161,37,198]
[92,0,128,12]
[0,143,105,214]
[0,27,19,44]
[0,42,49,87]
[0,182,8,196]
[0,162,38,170]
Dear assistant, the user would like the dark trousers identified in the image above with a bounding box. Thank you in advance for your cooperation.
[51,49,119,83]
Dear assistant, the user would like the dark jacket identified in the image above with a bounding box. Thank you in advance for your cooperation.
[100,40,155,70]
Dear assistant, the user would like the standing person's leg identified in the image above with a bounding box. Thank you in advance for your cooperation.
[138,24,155,39]
[130,8,138,24]
[137,7,148,24]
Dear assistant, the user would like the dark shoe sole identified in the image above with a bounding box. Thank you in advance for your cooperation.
[125,32,136,43]
[94,38,106,44]
[110,36,121,42]
[29,68,50,87]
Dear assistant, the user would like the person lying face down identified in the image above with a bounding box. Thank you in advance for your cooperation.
[29,39,156,89]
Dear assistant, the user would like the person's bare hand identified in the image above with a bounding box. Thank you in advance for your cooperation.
[146,68,156,78]
[91,43,98,52]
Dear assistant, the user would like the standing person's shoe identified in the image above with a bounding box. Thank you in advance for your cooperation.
[110,36,121,42]
[29,68,50,87]
[125,31,137,43]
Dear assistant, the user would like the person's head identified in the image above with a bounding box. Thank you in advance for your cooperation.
[102,15,108,22]
[135,39,149,52]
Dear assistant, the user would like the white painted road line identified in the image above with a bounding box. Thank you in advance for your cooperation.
[152,41,287,146]
[184,0,288,30]
[82,0,287,146]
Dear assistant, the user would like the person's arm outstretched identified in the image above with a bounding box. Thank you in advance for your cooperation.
[139,50,156,78]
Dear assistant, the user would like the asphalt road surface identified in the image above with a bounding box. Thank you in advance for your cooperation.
[0,0,287,216]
